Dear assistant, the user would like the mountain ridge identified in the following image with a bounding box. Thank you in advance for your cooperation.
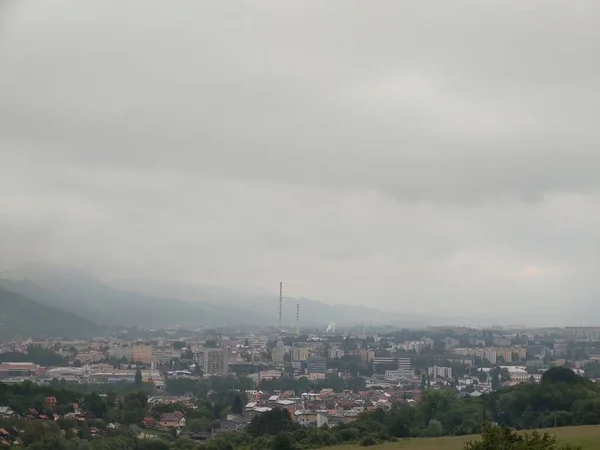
[0,286,104,339]
[1,263,403,328]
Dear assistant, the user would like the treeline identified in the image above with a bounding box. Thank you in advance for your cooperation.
[0,345,69,366]
[489,366,600,428]
[258,374,366,394]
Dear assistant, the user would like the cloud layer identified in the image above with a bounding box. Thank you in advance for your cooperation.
[2,0,600,325]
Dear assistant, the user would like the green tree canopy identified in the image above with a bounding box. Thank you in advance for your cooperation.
[463,425,581,450]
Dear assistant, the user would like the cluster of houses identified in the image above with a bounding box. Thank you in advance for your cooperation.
[142,410,186,430]
[217,388,422,430]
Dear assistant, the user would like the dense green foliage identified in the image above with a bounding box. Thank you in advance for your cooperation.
[257,375,366,394]
[464,425,581,450]
[0,345,69,366]
[488,368,600,429]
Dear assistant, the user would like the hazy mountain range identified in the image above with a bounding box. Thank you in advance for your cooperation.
[0,262,417,332]
[0,286,103,339]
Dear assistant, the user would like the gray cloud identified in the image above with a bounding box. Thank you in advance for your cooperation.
[1,0,600,325]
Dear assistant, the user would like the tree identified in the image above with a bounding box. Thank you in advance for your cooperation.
[83,392,108,418]
[173,341,186,350]
[491,370,500,391]
[272,432,295,450]
[232,395,244,415]
[542,367,582,385]
[424,419,444,437]
[135,368,143,387]
[463,425,581,450]
[247,408,295,437]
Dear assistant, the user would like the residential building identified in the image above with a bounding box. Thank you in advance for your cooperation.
[328,348,345,359]
[373,357,411,371]
[203,347,229,375]
[299,372,326,381]
[306,357,327,373]
[0,363,40,378]
[219,411,260,431]
[493,337,511,347]
[292,347,310,362]
[443,338,460,351]
[108,344,132,361]
[272,346,289,366]
[259,370,283,381]
[159,411,186,429]
[422,338,435,347]
[504,367,542,382]
[153,347,179,363]
[360,350,375,364]
[428,366,453,379]
[495,347,513,363]
[527,345,548,359]
[384,370,412,380]
[0,407,14,418]
[399,341,426,352]
[132,345,154,364]
[45,397,57,409]
[565,327,600,342]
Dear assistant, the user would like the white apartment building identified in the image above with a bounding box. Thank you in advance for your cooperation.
[428,366,453,379]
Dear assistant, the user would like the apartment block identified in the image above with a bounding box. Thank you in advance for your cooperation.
[292,347,310,362]
[203,347,229,375]
[272,346,289,365]
[259,370,283,381]
[373,356,411,371]
[428,366,453,379]
[360,350,375,364]
[132,345,154,364]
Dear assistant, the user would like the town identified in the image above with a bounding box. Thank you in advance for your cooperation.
[1,324,599,447]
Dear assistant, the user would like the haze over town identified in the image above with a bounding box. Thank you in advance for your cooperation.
[2,1,600,326]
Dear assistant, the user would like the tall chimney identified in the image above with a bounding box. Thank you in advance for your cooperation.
[279,282,283,332]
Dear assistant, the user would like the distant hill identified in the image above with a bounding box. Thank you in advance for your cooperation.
[0,263,259,328]
[1,262,433,329]
[0,287,104,339]
[109,278,410,327]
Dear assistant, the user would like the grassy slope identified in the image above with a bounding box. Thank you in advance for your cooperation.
[325,425,600,450]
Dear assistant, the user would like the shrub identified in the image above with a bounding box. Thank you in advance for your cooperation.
[360,436,377,447]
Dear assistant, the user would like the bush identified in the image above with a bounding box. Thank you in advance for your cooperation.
[463,425,581,450]
[360,436,377,447]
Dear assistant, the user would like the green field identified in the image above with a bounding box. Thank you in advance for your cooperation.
[324,425,600,450]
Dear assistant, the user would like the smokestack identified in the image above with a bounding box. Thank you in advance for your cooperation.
[279,282,283,332]
[296,303,300,335]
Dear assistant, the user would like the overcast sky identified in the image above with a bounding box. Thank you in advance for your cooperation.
[1,0,600,325]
